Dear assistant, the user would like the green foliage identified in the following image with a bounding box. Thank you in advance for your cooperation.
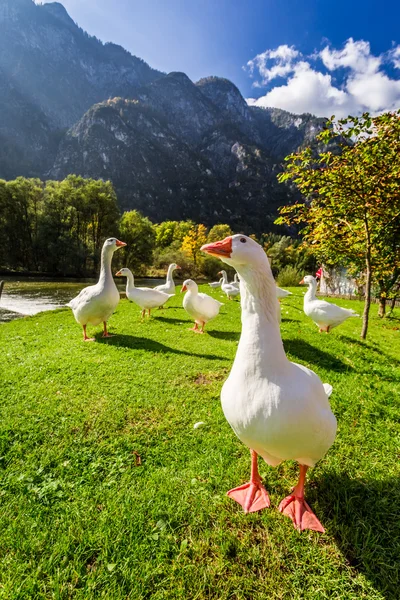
[154,220,194,249]
[0,175,120,276]
[263,234,316,279]
[277,265,303,287]
[118,210,156,274]
[206,224,232,243]
[0,292,398,598]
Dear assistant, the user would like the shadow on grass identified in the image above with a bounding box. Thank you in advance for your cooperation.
[339,335,400,367]
[284,338,352,372]
[208,330,240,341]
[153,316,189,324]
[315,471,399,599]
[281,318,300,323]
[97,334,226,361]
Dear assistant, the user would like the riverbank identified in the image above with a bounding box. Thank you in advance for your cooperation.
[0,290,399,599]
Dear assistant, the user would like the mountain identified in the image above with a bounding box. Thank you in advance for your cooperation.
[0,0,162,177]
[0,0,327,231]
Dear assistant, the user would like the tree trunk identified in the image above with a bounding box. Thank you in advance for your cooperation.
[361,254,371,340]
[378,295,386,318]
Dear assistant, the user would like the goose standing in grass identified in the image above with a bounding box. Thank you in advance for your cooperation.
[116,268,174,318]
[201,235,336,532]
[68,237,126,341]
[181,279,223,333]
[209,278,223,289]
[219,270,240,300]
[154,263,181,295]
[301,275,359,332]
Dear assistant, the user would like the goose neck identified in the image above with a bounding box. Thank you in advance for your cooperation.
[166,264,175,283]
[98,247,114,285]
[125,271,135,289]
[305,281,317,302]
[235,261,287,363]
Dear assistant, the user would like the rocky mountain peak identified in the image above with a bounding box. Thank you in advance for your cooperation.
[41,1,75,26]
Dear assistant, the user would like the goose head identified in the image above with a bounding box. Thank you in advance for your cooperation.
[181,279,198,293]
[171,263,181,270]
[300,275,317,286]
[115,267,132,278]
[104,238,127,253]
[201,234,266,269]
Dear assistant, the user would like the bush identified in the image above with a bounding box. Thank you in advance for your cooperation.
[277,266,303,287]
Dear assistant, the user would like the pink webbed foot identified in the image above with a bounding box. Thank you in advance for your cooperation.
[227,480,270,513]
[227,450,270,513]
[278,494,325,533]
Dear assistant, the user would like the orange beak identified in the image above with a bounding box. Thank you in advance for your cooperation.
[181,284,187,292]
[176,265,181,269]
[116,240,127,247]
[299,278,305,284]
[201,237,232,258]
[115,270,122,276]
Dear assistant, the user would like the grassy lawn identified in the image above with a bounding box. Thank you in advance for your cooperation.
[0,287,399,599]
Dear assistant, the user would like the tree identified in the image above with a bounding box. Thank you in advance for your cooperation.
[181,224,208,267]
[119,210,156,273]
[1,177,44,271]
[277,110,400,339]
[206,224,232,243]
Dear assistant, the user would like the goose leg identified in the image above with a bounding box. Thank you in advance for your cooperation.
[278,464,325,532]
[227,450,270,513]
[83,324,95,342]
[147,309,151,318]
[189,322,199,332]
[102,321,114,338]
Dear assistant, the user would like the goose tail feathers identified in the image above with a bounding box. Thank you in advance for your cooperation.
[323,383,333,398]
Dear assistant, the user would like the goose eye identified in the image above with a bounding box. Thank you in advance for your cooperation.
[240,237,246,243]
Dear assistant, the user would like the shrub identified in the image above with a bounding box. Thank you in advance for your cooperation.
[277,265,303,287]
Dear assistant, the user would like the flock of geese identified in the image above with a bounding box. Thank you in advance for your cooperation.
[68,235,359,532]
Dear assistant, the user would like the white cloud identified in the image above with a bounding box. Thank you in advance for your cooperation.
[246,39,400,117]
[389,45,400,69]
[320,38,380,74]
[247,44,299,84]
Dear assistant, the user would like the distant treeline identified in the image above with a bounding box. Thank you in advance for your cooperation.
[0,175,315,282]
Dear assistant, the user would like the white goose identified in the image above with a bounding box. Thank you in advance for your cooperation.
[219,270,240,300]
[68,237,126,341]
[209,277,223,289]
[201,235,337,532]
[116,268,174,318]
[154,263,181,295]
[181,279,223,333]
[301,275,358,332]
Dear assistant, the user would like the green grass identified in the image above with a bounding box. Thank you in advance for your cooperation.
[0,288,399,599]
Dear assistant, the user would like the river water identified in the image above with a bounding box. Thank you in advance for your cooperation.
[0,276,164,322]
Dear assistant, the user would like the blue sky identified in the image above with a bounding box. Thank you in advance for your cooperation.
[41,0,400,117]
